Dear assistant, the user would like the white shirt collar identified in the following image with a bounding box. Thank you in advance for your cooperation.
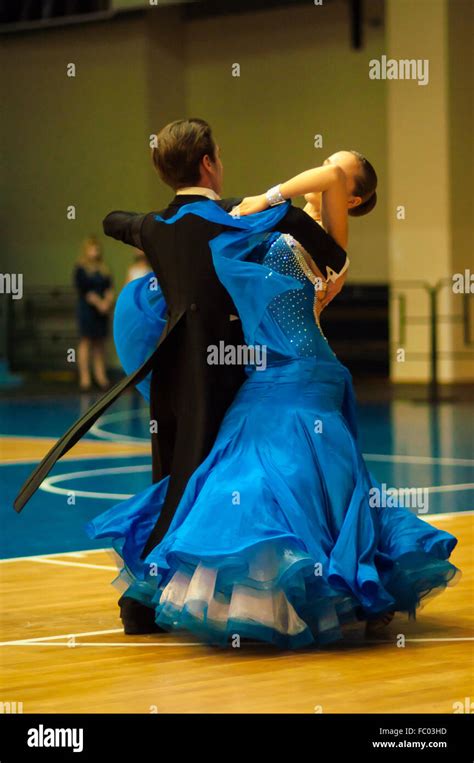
[176,186,221,201]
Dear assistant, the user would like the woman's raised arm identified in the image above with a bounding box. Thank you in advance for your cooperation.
[231,164,348,248]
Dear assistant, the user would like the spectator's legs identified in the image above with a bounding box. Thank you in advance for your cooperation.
[91,338,109,389]
[77,337,92,391]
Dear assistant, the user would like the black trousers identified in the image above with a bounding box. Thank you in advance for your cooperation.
[141,321,246,559]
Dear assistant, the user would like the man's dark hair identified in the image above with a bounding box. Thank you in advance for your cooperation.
[152,118,217,190]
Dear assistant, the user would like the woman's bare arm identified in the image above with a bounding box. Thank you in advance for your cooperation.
[232,165,348,248]
[279,164,345,201]
[319,180,348,250]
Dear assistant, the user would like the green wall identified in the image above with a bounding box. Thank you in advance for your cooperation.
[0,13,167,289]
[448,0,473,276]
[448,0,474,377]
[1,1,388,292]
[1,1,470,378]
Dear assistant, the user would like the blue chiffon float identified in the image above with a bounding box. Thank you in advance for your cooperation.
[87,201,461,649]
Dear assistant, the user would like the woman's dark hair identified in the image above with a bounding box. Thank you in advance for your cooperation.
[152,118,218,190]
[348,150,378,217]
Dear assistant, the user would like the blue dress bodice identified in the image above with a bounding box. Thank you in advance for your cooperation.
[249,233,340,368]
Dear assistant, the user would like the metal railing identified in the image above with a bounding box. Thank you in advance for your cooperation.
[391,278,474,401]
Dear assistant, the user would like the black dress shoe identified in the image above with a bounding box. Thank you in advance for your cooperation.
[118,595,166,634]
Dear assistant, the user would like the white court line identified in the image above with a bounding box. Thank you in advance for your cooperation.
[0,548,111,564]
[0,451,148,467]
[39,461,474,503]
[28,558,117,571]
[0,434,57,441]
[3,419,473,467]
[0,595,471,649]
[40,464,151,500]
[2,638,472,648]
[0,510,474,570]
[0,642,256,647]
[3,454,472,472]
[364,454,474,466]
[89,409,474,464]
[0,628,123,645]
[0,508,471,567]
[423,484,474,494]
[420,509,474,521]
[0,627,204,648]
[5,436,472,466]
[0,410,149,454]
[402,637,474,642]
[90,410,149,444]
[78,403,474,464]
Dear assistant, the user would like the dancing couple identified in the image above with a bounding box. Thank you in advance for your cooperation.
[15,118,460,649]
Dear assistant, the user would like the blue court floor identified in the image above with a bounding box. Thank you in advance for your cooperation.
[1,391,473,559]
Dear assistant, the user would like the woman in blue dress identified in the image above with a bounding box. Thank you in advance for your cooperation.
[87,152,460,649]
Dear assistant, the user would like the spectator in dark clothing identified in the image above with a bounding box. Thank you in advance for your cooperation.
[73,235,114,392]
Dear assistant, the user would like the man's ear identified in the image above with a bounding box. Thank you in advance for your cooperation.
[202,154,213,172]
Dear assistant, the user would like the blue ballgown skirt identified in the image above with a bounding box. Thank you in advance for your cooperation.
[87,203,461,649]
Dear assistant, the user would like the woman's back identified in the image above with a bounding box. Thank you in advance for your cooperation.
[250,232,341,368]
